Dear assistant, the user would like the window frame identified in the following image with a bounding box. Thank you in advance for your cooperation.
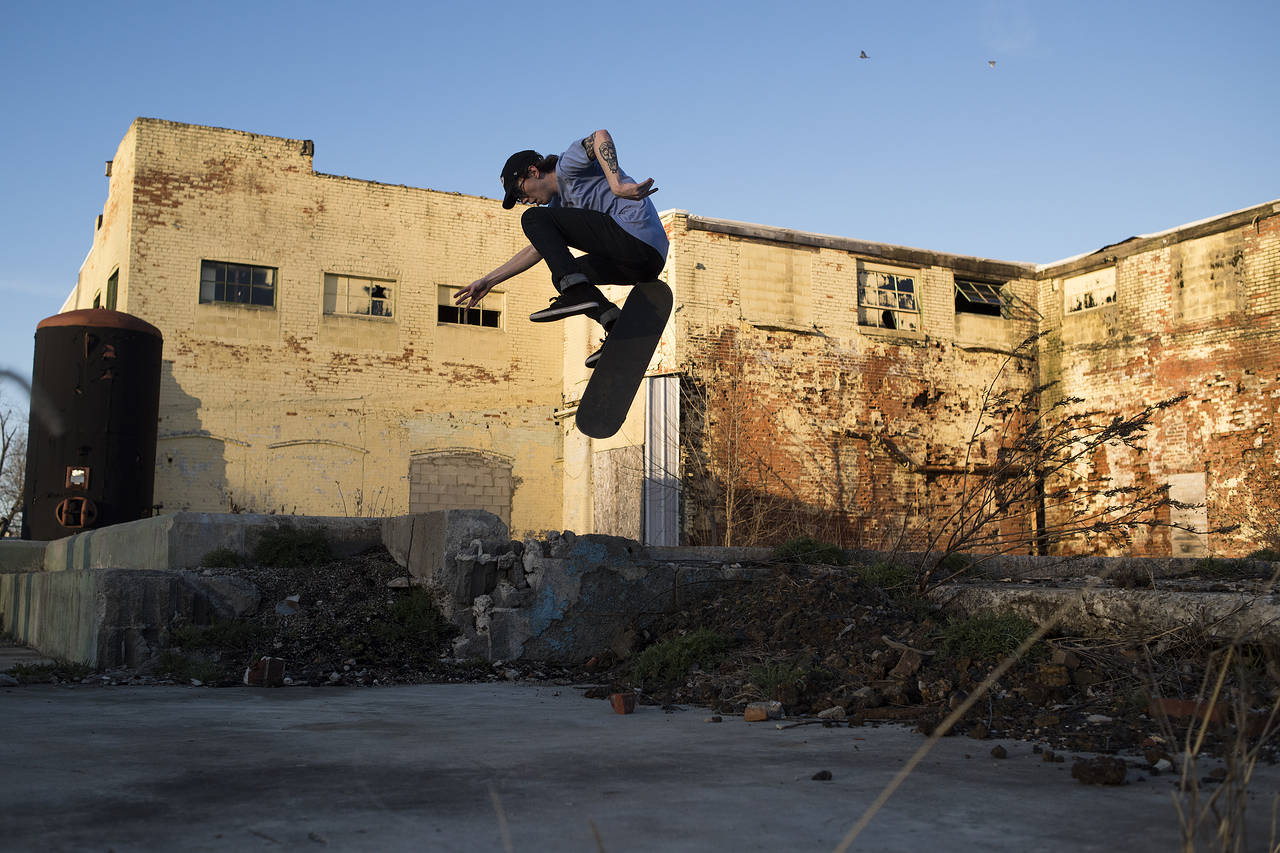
[106,268,119,311]
[323,273,396,319]
[954,278,1005,317]
[437,284,503,329]
[857,263,921,332]
[199,260,278,309]
[1063,267,1117,316]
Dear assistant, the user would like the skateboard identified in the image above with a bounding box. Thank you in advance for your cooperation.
[575,281,672,439]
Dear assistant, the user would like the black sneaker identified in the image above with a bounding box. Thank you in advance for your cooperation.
[584,318,615,368]
[529,283,600,322]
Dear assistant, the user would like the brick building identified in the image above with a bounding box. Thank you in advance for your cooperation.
[63,119,1279,555]
[669,206,1280,558]
[1035,205,1280,557]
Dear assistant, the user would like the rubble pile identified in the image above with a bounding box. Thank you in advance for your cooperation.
[153,549,543,688]
[595,561,1280,764]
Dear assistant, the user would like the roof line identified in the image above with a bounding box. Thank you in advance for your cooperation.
[679,214,1036,279]
[1037,198,1280,275]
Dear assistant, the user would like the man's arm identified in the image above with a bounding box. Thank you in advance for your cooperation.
[582,129,658,201]
[454,244,542,307]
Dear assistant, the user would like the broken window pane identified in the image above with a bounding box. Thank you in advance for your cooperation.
[858,267,920,331]
[955,279,1005,317]
[1063,268,1117,315]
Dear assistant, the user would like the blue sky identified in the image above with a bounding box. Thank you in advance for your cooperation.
[1,0,1277,409]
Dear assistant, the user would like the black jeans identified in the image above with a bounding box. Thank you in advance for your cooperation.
[521,206,665,326]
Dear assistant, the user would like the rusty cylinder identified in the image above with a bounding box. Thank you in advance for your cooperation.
[21,309,163,540]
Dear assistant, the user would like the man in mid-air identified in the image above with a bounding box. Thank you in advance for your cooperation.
[454,129,667,366]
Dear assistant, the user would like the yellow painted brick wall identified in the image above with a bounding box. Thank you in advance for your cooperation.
[72,119,566,535]
[69,125,137,312]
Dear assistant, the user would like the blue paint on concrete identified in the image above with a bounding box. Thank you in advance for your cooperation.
[525,540,620,639]
[527,584,568,636]
[525,537,640,647]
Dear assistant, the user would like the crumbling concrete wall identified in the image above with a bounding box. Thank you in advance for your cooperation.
[0,567,258,668]
[935,582,1280,644]
[384,509,764,663]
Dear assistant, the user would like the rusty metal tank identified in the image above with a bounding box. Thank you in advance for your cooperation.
[21,309,163,540]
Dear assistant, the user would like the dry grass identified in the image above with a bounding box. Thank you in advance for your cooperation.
[1163,564,1280,852]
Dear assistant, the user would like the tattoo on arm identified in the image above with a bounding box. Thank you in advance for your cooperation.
[599,140,619,175]
[582,135,596,160]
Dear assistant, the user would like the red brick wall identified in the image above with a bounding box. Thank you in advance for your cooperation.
[1039,208,1280,557]
[670,223,1040,550]
[672,206,1279,558]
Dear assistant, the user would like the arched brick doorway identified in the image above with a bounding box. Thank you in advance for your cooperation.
[408,451,513,526]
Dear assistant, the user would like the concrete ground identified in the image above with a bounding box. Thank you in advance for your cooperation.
[4,683,1277,852]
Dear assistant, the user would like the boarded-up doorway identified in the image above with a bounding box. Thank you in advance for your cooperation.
[409,451,513,527]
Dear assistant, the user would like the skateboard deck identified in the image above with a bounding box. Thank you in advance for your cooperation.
[575,281,672,439]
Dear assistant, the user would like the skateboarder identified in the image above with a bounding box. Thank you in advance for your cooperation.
[453,129,668,366]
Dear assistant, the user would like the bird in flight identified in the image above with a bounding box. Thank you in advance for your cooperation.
[860,50,869,59]
[988,60,996,68]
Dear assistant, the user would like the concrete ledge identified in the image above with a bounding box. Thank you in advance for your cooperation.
[0,568,259,667]
[381,509,512,597]
[0,541,48,574]
[644,546,1273,581]
[849,551,1275,580]
[644,545,774,563]
[42,513,384,573]
[932,582,1280,644]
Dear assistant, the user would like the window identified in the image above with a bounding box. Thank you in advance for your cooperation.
[955,279,1004,317]
[106,269,119,311]
[200,260,276,307]
[324,274,394,318]
[1063,267,1116,314]
[857,265,919,331]
[437,285,502,328]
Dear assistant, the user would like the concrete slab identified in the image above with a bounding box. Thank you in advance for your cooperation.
[935,582,1280,643]
[0,642,54,672]
[0,540,47,574]
[1,568,260,668]
[850,551,1275,580]
[1,683,1270,852]
[41,512,384,573]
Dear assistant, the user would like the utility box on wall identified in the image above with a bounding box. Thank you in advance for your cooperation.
[22,309,163,541]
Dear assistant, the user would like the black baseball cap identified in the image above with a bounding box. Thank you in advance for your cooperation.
[500,150,541,209]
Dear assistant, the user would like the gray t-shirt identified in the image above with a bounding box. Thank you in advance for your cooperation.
[550,136,669,260]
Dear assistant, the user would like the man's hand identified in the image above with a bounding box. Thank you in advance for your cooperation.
[454,278,494,308]
[455,245,541,308]
[613,178,658,200]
